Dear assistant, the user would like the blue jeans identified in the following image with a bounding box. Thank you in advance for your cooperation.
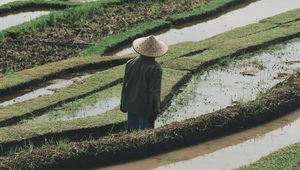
[127,112,150,132]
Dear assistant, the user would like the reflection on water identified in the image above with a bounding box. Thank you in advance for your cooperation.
[113,0,300,56]
[0,11,50,31]
[156,42,300,127]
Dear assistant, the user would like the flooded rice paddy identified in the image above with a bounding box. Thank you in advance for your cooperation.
[112,0,300,56]
[0,11,50,31]
[26,41,300,125]
[156,41,300,127]
[1,0,300,109]
[99,108,300,170]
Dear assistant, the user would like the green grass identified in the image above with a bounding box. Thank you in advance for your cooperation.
[237,142,300,170]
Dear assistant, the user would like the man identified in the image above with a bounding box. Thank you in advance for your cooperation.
[120,35,168,132]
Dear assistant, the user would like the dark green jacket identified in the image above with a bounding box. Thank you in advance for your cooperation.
[120,56,162,117]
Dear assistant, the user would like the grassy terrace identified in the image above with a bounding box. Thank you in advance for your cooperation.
[237,142,300,170]
[0,0,80,16]
[0,8,299,147]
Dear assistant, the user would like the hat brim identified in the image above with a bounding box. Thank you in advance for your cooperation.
[133,36,168,57]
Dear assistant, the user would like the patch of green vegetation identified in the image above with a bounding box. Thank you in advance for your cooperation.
[237,142,300,170]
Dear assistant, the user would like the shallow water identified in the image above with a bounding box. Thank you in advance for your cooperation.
[111,0,300,56]
[0,0,19,6]
[156,42,300,127]
[99,108,300,170]
[33,95,120,122]
[0,11,50,31]
[0,74,91,107]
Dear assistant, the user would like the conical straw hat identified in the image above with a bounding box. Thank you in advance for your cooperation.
[133,35,168,57]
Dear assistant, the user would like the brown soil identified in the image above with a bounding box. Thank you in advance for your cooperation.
[0,71,299,170]
[0,0,208,72]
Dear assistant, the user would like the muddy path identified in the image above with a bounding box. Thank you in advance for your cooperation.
[98,108,300,170]
[0,0,209,72]
[110,0,300,56]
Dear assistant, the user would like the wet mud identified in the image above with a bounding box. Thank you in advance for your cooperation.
[112,0,300,56]
[156,41,300,127]
[100,109,300,170]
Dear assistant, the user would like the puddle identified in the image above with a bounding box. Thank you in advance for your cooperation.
[26,85,122,122]
[0,74,91,107]
[0,11,50,31]
[0,0,19,6]
[156,42,300,127]
[33,96,120,122]
[98,108,300,170]
[110,0,300,56]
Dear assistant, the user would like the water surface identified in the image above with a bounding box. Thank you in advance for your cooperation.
[0,11,50,31]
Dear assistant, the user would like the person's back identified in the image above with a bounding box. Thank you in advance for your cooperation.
[121,56,162,115]
[120,35,168,132]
